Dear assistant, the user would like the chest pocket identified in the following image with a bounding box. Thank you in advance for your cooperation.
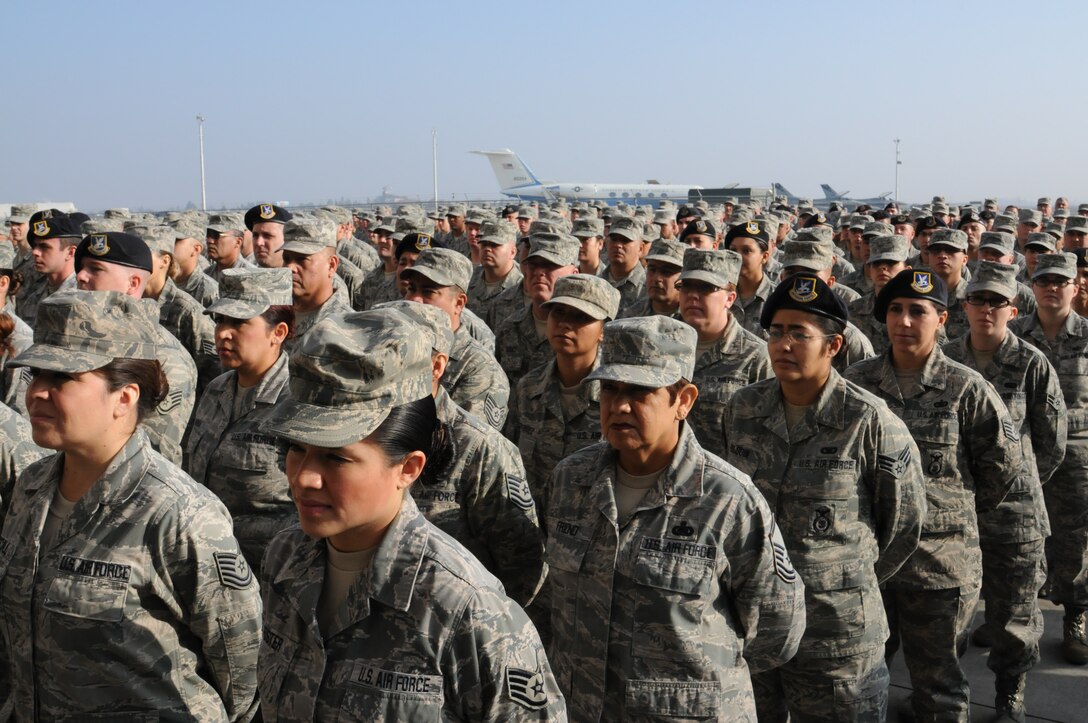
[43,574,128,622]
[631,547,714,597]
[912,421,970,532]
[258,625,301,710]
[912,420,958,481]
[545,518,590,574]
[223,440,284,474]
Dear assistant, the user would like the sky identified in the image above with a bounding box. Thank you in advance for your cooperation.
[5,0,1087,212]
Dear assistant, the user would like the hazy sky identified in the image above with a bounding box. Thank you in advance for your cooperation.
[5,0,1086,211]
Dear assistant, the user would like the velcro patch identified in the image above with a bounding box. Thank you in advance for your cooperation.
[157,387,184,413]
[484,394,505,428]
[769,523,797,584]
[878,446,913,479]
[506,475,535,511]
[507,667,548,710]
[214,552,253,589]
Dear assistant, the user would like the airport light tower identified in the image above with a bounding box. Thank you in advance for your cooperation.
[894,138,901,203]
[197,114,207,211]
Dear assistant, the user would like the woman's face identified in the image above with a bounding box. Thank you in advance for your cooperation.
[286,439,422,551]
[26,369,127,451]
[885,298,946,359]
[546,304,604,357]
[215,315,281,373]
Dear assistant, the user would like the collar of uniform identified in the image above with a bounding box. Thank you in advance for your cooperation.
[364,495,430,612]
[696,312,741,368]
[74,430,154,508]
[752,367,848,433]
[917,345,949,389]
[579,423,705,499]
[254,351,291,406]
[449,324,473,363]
[525,354,602,401]
[754,274,775,301]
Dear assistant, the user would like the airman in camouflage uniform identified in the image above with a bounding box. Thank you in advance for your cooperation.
[926,229,973,341]
[600,215,647,313]
[1009,252,1088,666]
[843,269,1022,721]
[726,274,926,722]
[186,269,295,576]
[357,216,401,309]
[943,261,1065,720]
[258,308,564,721]
[466,219,523,322]
[727,219,777,336]
[0,290,261,721]
[171,218,220,307]
[280,219,352,351]
[400,247,510,429]
[677,247,772,458]
[17,209,80,326]
[204,213,256,285]
[0,241,32,412]
[546,316,805,722]
[506,273,619,512]
[618,237,684,318]
[847,234,913,356]
[495,233,580,388]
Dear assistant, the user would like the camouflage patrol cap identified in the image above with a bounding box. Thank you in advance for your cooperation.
[0,240,14,270]
[792,226,833,245]
[1038,197,1052,206]
[966,262,1018,299]
[541,273,621,321]
[1018,209,1042,226]
[81,218,123,234]
[446,203,467,218]
[281,219,337,255]
[644,238,687,268]
[371,216,396,234]
[206,267,293,319]
[992,214,1017,235]
[319,205,352,226]
[586,316,697,388]
[780,240,833,272]
[401,247,473,290]
[979,231,1016,254]
[571,218,604,238]
[1045,222,1064,240]
[848,214,874,230]
[932,203,949,215]
[652,209,673,225]
[103,208,130,220]
[268,309,432,447]
[874,269,948,323]
[927,228,968,252]
[608,216,644,243]
[527,233,580,267]
[867,235,910,264]
[375,300,455,356]
[394,216,422,234]
[642,222,661,243]
[679,248,741,287]
[10,290,159,372]
[170,218,206,243]
[516,205,537,220]
[8,204,37,223]
[1054,207,1070,219]
[1025,232,1056,252]
[478,219,517,245]
[760,273,848,329]
[862,221,894,238]
[1032,252,1077,280]
[1066,216,1088,234]
[207,213,244,235]
[130,225,176,256]
[465,207,491,225]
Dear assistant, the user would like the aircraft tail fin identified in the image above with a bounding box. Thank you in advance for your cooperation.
[773,182,795,201]
[820,184,849,200]
[470,149,542,191]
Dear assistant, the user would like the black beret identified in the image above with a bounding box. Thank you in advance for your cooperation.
[724,220,770,249]
[75,232,153,273]
[802,211,830,228]
[394,232,444,259]
[68,211,90,227]
[28,209,81,243]
[914,216,944,232]
[676,206,697,220]
[244,203,293,230]
[760,273,848,329]
[958,209,983,227]
[873,269,948,323]
[501,205,519,216]
[980,210,996,221]
[889,213,912,225]
[680,218,718,242]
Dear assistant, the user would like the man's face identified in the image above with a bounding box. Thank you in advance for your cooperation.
[1039,203,1052,217]
[962,222,984,250]
[374,231,395,261]
[644,261,681,307]
[524,256,574,303]
[403,276,464,325]
[283,248,336,305]
[9,222,28,244]
[252,222,286,267]
[978,248,1014,264]
[577,235,603,270]
[77,257,140,294]
[927,245,966,281]
[206,231,242,264]
[678,280,736,338]
[657,221,677,240]
[606,234,640,272]
[32,238,73,275]
[1031,273,1077,313]
[963,292,1017,340]
[516,217,532,235]
[447,215,465,233]
[1016,222,1037,244]
[479,240,516,274]
[846,228,864,259]
[1064,231,1088,251]
[466,222,481,245]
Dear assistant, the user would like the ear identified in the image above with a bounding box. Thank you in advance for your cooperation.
[114,382,141,421]
[937,309,949,327]
[675,383,699,421]
[271,321,290,345]
[397,450,428,489]
[328,253,340,276]
[827,333,845,357]
[454,291,467,315]
[431,352,449,388]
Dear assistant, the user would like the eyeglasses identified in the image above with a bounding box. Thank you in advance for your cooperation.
[675,281,724,294]
[964,295,1012,308]
[766,329,837,345]
[1031,277,1075,290]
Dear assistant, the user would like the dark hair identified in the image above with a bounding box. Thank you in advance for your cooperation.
[368,395,438,464]
[2,270,20,300]
[0,313,14,359]
[98,358,168,423]
[260,304,296,339]
[812,315,847,358]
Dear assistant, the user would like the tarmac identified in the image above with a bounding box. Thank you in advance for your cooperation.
[888,599,1088,722]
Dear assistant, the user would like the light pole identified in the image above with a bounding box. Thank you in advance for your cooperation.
[432,129,439,213]
[196,115,207,211]
[894,138,901,203]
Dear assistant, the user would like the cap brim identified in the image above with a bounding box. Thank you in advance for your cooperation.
[644,254,683,267]
[965,281,1015,297]
[926,243,966,253]
[585,363,679,388]
[205,298,270,319]
[401,266,459,288]
[266,398,391,448]
[977,244,1010,253]
[281,241,330,255]
[541,296,610,320]
[866,253,907,264]
[608,230,642,242]
[1032,268,1076,280]
[8,216,29,224]
[679,270,729,287]
[8,344,115,373]
[526,250,570,267]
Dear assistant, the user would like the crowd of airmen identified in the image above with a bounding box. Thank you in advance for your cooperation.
[0,191,1085,721]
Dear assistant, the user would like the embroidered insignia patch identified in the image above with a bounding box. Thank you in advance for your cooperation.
[811,505,834,534]
[87,234,111,257]
[788,275,818,303]
[259,204,275,219]
[1001,417,1018,442]
[878,446,913,479]
[484,394,504,428]
[213,552,253,589]
[506,475,535,511]
[507,667,548,710]
[33,220,50,236]
[413,233,433,251]
[746,221,761,234]
[769,523,797,583]
[157,387,183,413]
[910,271,933,294]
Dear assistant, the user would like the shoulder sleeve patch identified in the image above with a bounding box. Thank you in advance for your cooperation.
[157,387,184,413]
[201,339,218,358]
[1001,416,1018,443]
[506,666,549,710]
[506,474,535,511]
[214,551,253,589]
[877,446,912,479]
[769,522,797,584]
[484,394,505,428]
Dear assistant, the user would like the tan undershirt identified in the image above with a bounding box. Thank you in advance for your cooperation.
[40,488,78,554]
[894,367,924,397]
[231,379,258,422]
[971,347,997,370]
[318,541,377,634]
[696,338,718,357]
[614,464,667,520]
[533,315,548,339]
[783,400,810,437]
[559,381,581,421]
